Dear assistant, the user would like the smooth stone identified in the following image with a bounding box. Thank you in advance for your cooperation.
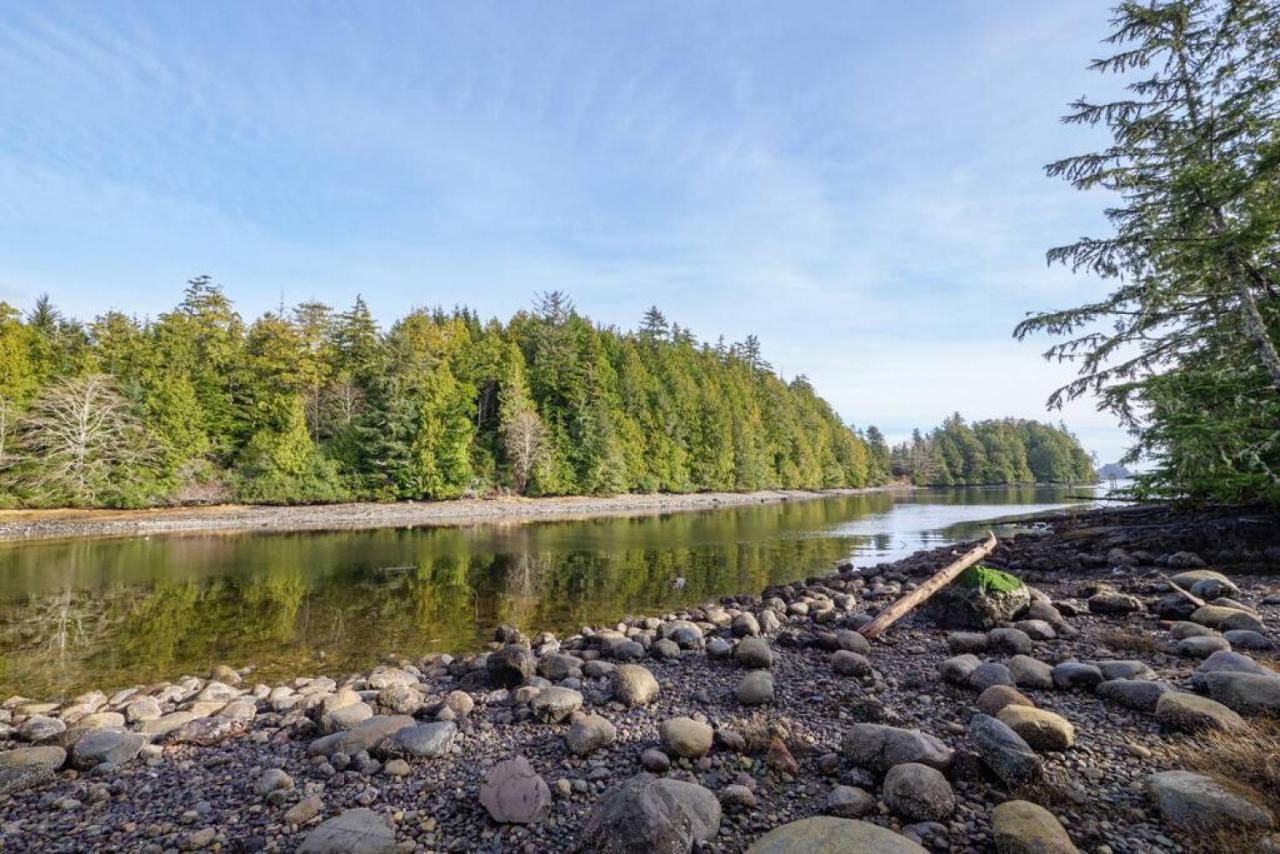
[991,800,1079,853]
[1191,604,1250,628]
[988,628,1033,655]
[977,685,1035,717]
[746,816,926,853]
[1223,629,1274,650]
[1147,770,1275,832]
[1177,635,1231,658]
[377,721,457,759]
[946,632,988,654]
[1051,662,1102,691]
[1088,592,1142,614]
[968,714,1041,787]
[1006,656,1054,690]
[939,654,980,685]
[1095,660,1156,681]
[835,629,871,654]
[883,763,955,821]
[1204,671,1280,715]
[1097,679,1174,712]
[71,730,144,769]
[529,687,583,723]
[17,715,64,742]
[827,785,876,818]
[1171,621,1218,640]
[479,755,552,824]
[1170,569,1235,593]
[842,723,953,773]
[732,613,761,637]
[566,714,617,756]
[968,662,1015,691]
[735,671,775,706]
[1221,610,1267,633]
[138,711,197,737]
[168,716,246,746]
[1191,650,1272,690]
[578,773,721,853]
[308,715,416,757]
[1155,692,1248,733]
[831,650,874,677]
[612,665,660,707]
[659,717,714,759]
[734,637,774,669]
[996,706,1074,751]
[297,808,396,853]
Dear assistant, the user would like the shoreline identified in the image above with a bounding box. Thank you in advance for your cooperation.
[0,485,918,544]
[0,503,1276,851]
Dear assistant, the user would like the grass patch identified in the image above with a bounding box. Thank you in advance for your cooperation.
[1099,629,1159,654]
[955,564,1024,594]
[1163,717,1280,852]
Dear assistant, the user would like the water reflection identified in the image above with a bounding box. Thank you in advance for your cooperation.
[0,486,1089,698]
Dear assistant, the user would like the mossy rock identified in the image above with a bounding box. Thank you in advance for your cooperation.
[955,565,1025,595]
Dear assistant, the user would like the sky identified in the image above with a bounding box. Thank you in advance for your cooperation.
[0,0,1135,464]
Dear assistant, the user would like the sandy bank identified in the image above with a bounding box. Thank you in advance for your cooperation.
[0,485,912,543]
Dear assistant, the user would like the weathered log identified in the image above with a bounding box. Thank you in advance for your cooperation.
[858,531,999,640]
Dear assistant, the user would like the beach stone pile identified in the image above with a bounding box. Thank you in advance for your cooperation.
[1,515,1278,852]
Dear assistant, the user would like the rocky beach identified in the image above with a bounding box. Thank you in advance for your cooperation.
[1,502,1278,853]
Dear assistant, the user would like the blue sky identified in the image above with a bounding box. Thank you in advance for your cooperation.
[0,1,1134,462]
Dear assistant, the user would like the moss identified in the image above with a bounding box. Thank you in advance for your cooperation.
[955,564,1024,594]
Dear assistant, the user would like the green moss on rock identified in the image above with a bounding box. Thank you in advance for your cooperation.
[955,565,1025,595]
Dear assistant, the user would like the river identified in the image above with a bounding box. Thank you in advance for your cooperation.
[0,485,1099,699]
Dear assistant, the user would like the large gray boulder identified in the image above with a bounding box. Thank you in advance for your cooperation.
[1191,650,1272,690]
[376,721,457,759]
[0,746,66,795]
[882,763,955,821]
[1203,671,1280,716]
[70,730,144,769]
[746,817,926,853]
[1155,692,1247,734]
[1097,679,1174,713]
[578,773,721,854]
[612,665,660,707]
[1146,770,1274,832]
[297,808,396,853]
[842,723,953,773]
[479,755,552,824]
[308,715,416,757]
[928,581,1030,630]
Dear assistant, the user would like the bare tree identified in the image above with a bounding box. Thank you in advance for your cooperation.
[501,409,546,494]
[16,373,156,505]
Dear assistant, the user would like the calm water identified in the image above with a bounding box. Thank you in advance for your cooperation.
[0,486,1093,699]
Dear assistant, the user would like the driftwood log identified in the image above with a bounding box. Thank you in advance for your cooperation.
[858,531,999,640]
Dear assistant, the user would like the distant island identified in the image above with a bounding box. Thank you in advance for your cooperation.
[0,281,1095,509]
[1098,462,1133,481]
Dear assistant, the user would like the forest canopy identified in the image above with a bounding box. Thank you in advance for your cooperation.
[0,282,1094,508]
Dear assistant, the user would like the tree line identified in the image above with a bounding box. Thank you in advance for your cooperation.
[0,283,1097,508]
[879,415,1096,487]
[1017,0,1280,505]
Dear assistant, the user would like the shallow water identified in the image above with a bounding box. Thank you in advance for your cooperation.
[0,485,1097,698]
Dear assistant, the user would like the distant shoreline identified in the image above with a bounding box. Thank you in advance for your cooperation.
[0,485,925,543]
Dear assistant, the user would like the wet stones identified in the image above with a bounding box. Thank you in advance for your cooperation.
[578,773,721,854]
[1155,692,1247,734]
[659,717,714,759]
[612,665,660,708]
[479,755,552,824]
[883,763,955,821]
